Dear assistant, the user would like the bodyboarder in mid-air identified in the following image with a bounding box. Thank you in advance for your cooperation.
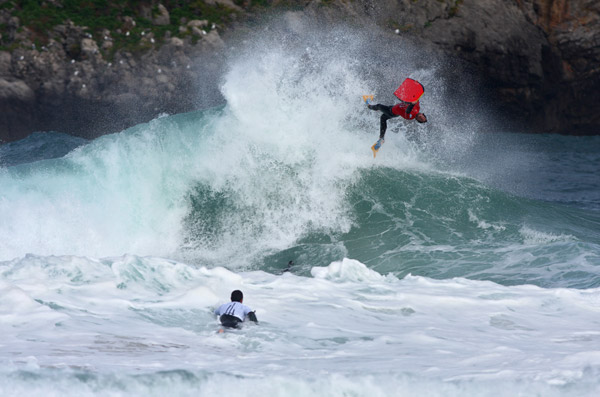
[367,101,427,142]
[366,77,427,157]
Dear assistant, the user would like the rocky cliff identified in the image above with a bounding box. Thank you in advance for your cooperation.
[1,0,598,142]
[301,0,600,134]
[0,0,234,142]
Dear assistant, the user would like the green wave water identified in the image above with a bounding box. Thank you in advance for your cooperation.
[1,109,599,290]
[1,107,599,288]
[2,23,600,290]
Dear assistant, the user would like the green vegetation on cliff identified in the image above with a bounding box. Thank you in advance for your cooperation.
[0,0,259,56]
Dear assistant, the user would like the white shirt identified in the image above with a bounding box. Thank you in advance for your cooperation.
[214,301,253,321]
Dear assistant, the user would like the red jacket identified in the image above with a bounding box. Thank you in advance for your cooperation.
[392,101,420,120]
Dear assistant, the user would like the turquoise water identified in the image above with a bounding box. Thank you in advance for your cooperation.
[3,113,598,288]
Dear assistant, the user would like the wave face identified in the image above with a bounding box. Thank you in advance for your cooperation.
[1,18,600,396]
[1,24,600,288]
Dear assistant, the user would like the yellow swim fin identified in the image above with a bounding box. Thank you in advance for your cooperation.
[371,138,384,158]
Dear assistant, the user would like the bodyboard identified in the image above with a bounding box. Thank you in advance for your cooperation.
[394,78,424,103]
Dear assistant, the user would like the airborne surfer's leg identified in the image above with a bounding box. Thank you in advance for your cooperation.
[380,114,391,139]
[369,104,387,112]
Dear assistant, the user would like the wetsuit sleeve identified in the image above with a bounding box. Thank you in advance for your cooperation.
[241,304,258,323]
[248,311,258,323]
[407,102,420,119]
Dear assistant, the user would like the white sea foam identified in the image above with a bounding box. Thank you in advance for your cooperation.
[1,255,599,395]
[468,208,506,231]
[520,225,576,244]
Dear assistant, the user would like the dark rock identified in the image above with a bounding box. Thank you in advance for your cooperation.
[310,0,600,134]
[0,0,599,142]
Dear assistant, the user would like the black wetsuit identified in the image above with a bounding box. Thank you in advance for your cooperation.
[219,314,243,328]
[369,102,417,139]
[368,104,398,139]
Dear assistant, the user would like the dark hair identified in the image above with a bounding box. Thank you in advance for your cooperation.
[231,290,243,302]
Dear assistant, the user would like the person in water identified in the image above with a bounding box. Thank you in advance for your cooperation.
[214,290,258,328]
[368,100,427,142]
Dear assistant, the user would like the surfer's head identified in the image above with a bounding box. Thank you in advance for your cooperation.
[231,290,243,302]
[416,113,427,123]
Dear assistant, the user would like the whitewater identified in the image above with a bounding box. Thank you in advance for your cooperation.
[1,20,600,396]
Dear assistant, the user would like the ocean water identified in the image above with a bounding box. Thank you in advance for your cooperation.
[1,23,600,396]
